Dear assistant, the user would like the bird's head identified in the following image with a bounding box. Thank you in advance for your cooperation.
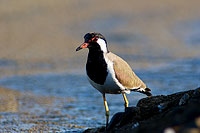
[76,32,108,53]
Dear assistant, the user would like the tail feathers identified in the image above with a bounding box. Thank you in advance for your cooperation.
[132,87,152,96]
[143,88,152,96]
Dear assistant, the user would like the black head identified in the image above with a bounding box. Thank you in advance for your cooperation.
[76,32,108,53]
[84,32,107,44]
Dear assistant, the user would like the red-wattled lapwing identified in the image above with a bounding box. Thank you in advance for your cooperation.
[76,32,152,127]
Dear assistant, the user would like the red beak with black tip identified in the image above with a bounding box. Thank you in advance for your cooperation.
[76,43,89,51]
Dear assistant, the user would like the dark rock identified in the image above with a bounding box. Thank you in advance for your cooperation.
[106,107,141,131]
[179,93,190,105]
[84,87,200,133]
[106,112,124,130]
[119,107,140,126]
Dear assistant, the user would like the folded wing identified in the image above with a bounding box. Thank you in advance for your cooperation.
[106,52,146,90]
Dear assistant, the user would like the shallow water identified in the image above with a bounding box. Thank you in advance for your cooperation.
[0,58,199,132]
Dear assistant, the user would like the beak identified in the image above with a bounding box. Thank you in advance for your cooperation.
[76,43,89,51]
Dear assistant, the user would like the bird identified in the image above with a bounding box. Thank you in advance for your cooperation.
[76,32,152,127]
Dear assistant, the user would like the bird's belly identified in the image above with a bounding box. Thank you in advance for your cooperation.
[87,73,122,94]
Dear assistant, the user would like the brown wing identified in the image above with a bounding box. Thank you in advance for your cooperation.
[106,52,146,89]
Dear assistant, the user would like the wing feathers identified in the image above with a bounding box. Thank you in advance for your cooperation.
[106,52,146,89]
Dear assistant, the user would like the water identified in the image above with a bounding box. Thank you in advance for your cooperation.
[0,58,199,132]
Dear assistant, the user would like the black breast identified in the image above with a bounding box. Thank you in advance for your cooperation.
[86,50,108,85]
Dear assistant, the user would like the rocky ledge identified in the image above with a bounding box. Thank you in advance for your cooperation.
[84,87,200,133]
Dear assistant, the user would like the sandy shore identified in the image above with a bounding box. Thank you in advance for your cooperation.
[0,87,82,132]
[0,87,20,112]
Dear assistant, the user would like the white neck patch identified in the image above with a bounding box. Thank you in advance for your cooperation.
[97,38,108,53]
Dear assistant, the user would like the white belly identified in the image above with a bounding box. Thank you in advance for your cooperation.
[87,72,122,94]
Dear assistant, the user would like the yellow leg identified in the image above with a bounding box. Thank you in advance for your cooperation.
[122,93,129,108]
[102,94,109,127]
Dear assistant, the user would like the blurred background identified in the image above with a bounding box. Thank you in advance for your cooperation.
[0,0,199,132]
